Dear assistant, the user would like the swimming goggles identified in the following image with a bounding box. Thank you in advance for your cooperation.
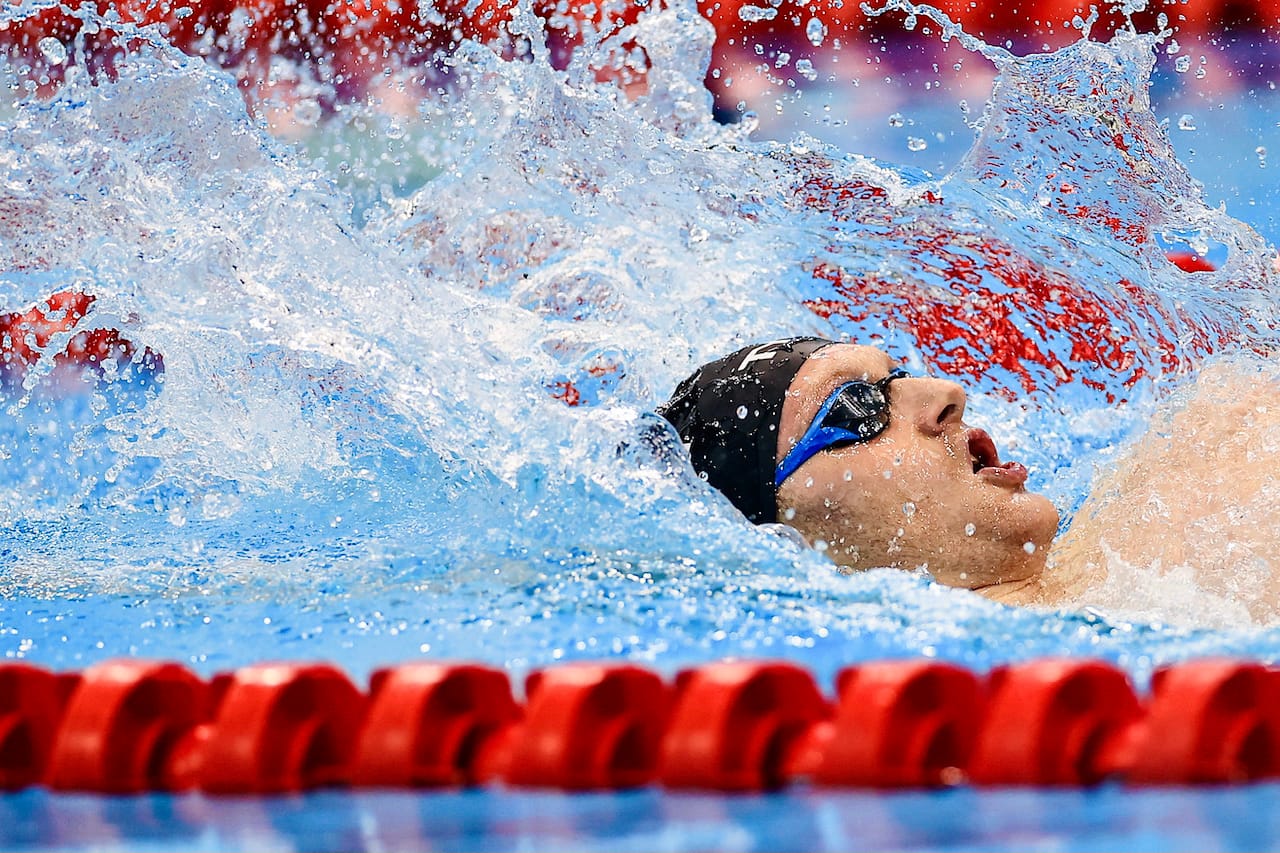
[774,367,910,487]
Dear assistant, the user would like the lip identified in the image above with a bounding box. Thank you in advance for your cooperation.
[966,428,1029,489]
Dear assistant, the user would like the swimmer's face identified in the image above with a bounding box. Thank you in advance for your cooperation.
[774,344,1058,590]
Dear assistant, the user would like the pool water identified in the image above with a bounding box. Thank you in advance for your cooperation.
[3,0,1280,847]
[6,783,1280,851]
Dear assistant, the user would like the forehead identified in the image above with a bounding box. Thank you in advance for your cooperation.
[776,343,897,460]
[790,344,896,396]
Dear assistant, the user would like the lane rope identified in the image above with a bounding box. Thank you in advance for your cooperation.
[2,657,1277,792]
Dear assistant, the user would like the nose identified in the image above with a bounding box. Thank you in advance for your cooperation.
[896,376,966,436]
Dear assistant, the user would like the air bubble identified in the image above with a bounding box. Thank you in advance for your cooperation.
[965,523,976,536]
[888,112,904,128]
[1257,146,1268,167]
[1174,55,1191,73]
[795,59,817,81]
[1177,114,1196,131]
[1023,542,1037,554]
[907,137,927,152]
[736,405,749,419]
[902,501,916,518]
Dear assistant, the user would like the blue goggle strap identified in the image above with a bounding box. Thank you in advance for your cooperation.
[773,368,908,488]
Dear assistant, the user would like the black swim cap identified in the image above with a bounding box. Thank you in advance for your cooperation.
[658,337,834,524]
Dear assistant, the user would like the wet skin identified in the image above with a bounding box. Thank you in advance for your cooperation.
[773,344,1059,598]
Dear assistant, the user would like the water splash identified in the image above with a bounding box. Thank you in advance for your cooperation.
[1,0,1279,683]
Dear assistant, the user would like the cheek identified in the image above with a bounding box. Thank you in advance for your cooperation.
[778,449,910,528]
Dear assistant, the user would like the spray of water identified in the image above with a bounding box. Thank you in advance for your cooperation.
[1,0,1279,679]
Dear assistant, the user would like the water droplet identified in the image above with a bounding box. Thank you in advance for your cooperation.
[1177,114,1196,131]
[736,405,749,419]
[806,17,826,46]
[795,58,817,82]
[37,37,67,65]
[1257,146,1268,167]
[1174,55,1191,73]
[902,13,917,30]
[783,507,797,521]
[888,112,904,128]
[902,501,916,518]
[738,4,777,22]
[843,469,853,481]
[1194,66,1207,80]
[775,51,791,68]
[1023,541,1037,554]
[907,136,927,152]
[965,523,976,536]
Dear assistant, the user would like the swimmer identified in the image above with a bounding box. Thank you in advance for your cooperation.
[658,337,1280,617]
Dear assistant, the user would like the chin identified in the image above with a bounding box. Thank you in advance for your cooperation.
[1022,490,1061,549]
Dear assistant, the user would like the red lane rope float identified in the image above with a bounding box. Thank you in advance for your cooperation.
[506,664,669,789]
[812,661,984,787]
[660,661,828,790]
[351,663,520,787]
[968,659,1143,785]
[45,660,205,793]
[196,663,367,793]
[8,657,1280,793]
[1128,661,1280,784]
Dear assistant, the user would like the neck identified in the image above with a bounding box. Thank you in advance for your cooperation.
[971,575,1045,605]
[969,545,1101,606]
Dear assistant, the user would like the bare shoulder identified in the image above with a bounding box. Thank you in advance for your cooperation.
[1052,356,1280,622]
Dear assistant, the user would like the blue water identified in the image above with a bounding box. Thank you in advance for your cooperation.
[3,0,1280,848]
[7,784,1280,851]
